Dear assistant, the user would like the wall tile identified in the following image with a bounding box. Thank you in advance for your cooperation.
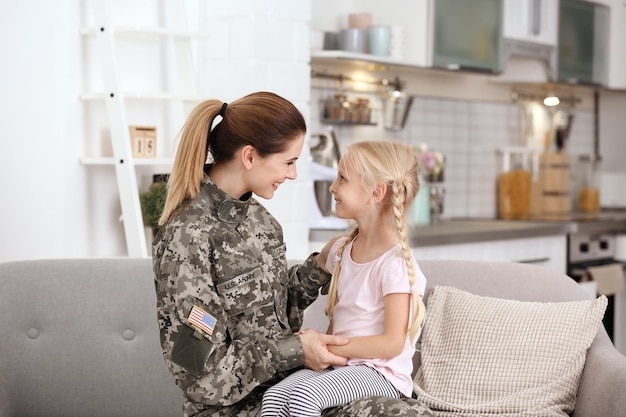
[310,86,595,220]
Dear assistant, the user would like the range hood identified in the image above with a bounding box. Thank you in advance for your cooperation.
[491,38,556,83]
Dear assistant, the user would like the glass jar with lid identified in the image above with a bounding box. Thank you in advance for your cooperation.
[496,147,541,219]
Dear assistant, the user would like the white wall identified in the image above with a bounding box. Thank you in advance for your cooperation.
[198,1,313,260]
[1,1,625,263]
[0,2,93,262]
[0,0,313,263]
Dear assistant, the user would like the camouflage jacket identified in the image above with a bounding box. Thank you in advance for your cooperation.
[153,178,330,417]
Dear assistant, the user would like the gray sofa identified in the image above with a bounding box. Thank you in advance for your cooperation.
[0,258,624,417]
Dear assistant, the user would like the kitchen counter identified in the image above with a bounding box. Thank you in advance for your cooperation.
[309,211,626,248]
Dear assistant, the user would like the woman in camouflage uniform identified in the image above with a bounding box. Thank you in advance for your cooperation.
[152,91,433,417]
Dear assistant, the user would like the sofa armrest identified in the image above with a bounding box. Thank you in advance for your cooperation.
[573,331,626,417]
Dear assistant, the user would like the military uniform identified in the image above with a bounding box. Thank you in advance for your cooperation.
[153,178,434,417]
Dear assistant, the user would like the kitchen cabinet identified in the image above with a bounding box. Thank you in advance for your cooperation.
[311,0,626,94]
[558,0,610,86]
[310,0,502,73]
[309,235,566,275]
[503,0,558,46]
[608,0,626,89]
[411,235,566,274]
[432,0,503,72]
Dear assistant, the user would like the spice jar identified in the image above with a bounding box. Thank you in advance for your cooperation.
[355,98,371,123]
[327,94,349,122]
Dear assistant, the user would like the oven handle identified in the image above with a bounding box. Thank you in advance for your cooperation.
[517,257,551,265]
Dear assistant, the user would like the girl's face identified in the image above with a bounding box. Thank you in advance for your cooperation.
[329,158,374,220]
[248,133,304,199]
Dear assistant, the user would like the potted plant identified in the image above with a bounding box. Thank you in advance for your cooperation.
[140,181,167,236]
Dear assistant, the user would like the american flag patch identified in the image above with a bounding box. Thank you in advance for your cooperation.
[188,305,217,335]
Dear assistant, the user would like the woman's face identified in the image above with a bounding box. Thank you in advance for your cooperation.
[248,133,304,199]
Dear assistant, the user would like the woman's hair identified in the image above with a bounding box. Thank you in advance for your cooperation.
[325,140,426,340]
[159,91,306,225]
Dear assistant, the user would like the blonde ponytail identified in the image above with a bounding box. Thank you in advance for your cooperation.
[159,100,223,225]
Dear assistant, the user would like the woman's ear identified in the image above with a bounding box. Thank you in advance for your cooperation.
[240,145,256,170]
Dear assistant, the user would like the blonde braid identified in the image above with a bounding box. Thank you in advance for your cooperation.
[391,182,426,341]
[325,227,359,319]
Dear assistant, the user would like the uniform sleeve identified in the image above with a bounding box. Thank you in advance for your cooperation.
[153,230,304,407]
[284,252,332,332]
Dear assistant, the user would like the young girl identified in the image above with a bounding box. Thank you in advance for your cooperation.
[261,140,427,417]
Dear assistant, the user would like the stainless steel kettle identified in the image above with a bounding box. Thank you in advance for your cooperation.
[310,128,340,216]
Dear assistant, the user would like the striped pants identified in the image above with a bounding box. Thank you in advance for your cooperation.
[260,365,400,417]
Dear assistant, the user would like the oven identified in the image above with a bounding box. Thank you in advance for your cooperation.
[567,232,625,352]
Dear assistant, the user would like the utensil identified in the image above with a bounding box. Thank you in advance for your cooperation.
[553,110,575,152]
[382,78,413,131]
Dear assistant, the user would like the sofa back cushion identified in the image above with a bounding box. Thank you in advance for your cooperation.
[413,286,607,417]
[0,258,183,417]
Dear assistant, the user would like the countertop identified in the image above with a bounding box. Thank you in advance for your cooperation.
[309,211,626,248]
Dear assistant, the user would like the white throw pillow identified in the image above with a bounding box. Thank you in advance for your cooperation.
[413,286,607,417]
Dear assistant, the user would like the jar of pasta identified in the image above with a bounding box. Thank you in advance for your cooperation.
[497,147,539,220]
[575,155,601,213]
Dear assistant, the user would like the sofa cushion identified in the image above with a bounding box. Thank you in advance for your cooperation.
[413,286,607,417]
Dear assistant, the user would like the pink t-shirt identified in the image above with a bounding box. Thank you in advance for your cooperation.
[325,237,427,397]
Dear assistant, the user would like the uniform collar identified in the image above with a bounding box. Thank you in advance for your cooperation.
[200,177,251,224]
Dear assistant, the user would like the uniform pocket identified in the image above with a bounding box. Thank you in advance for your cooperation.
[269,244,290,329]
[216,266,272,316]
[269,243,287,274]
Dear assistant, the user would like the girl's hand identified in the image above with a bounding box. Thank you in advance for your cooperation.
[299,328,348,370]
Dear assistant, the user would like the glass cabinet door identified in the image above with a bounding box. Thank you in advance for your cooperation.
[558,0,609,86]
[433,0,503,72]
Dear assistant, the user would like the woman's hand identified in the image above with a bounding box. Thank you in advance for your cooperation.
[315,234,343,271]
[299,328,348,371]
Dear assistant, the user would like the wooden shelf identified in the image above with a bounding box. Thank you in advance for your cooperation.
[311,50,427,71]
[321,119,377,126]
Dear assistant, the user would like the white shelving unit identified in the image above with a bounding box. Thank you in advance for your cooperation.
[80,0,203,257]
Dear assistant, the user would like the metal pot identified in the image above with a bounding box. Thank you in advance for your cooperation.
[310,128,341,216]
[314,180,335,216]
[382,88,414,131]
